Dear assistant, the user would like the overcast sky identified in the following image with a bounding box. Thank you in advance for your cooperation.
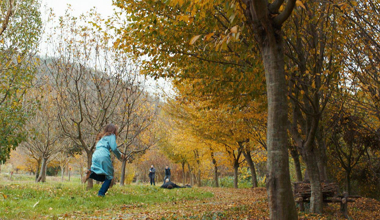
[41,0,115,18]
[40,0,173,96]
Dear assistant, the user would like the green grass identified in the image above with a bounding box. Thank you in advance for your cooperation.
[0,178,213,219]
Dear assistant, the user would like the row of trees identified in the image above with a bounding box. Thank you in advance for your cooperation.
[1,2,160,189]
[113,0,380,218]
[2,0,380,219]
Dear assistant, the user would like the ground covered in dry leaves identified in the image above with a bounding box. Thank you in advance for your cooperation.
[60,187,380,220]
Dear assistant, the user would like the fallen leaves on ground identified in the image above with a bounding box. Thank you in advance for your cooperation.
[56,187,380,220]
[59,187,269,219]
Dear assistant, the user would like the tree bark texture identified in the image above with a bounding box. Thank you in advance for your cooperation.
[241,1,298,218]
[303,149,323,213]
[37,157,48,183]
[35,158,41,181]
[262,38,298,220]
[182,162,186,185]
[243,150,258,187]
[61,166,64,182]
[316,129,327,181]
[197,170,202,187]
[210,150,219,187]
[290,146,303,182]
[346,169,351,194]
[289,92,323,213]
[187,163,194,186]
[86,152,93,189]
[120,160,127,186]
[233,160,239,189]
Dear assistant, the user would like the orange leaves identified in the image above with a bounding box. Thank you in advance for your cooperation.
[189,35,201,45]
[0,193,7,199]
[295,1,306,10]
[230,25,238,33]
[177,14,193,23]
[204,32,214,41]
[189,24,240,48]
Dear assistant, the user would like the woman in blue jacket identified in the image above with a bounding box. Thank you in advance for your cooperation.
[83,124,124,197]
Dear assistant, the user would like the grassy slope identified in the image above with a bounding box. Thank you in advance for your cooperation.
[0,176,212,219]
[1,175,380,219]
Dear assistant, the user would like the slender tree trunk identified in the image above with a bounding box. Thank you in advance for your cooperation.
[213,164,219,187]
[197,169,201,187]
[61,166,64,182]
[260,25,298,220]
[35,158,41,181]
[233,160,239,189]
[37,157,48,183]
[346,169,351,194]
[299,118,324,213]
[212,157,219,188]
[290,147,303,182]
[120,160,127,186]
[86,152,93,189]
[291,104,323,213]
[243,150,258,188]
[187,163,193,186]
[194,150,201,187]
[182,162,185,185]
[210,150,219,187]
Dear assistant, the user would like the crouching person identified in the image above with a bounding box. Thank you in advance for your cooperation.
[82,124,125,197]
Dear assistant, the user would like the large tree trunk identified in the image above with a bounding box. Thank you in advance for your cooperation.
[37,157,48,182]
[260,22,298,220]
[120,159,127,186]
[243,150,258,188]
[290,146,303,182]
[241,1,298,218]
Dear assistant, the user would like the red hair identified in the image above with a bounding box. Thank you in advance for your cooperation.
[96,124,118,141]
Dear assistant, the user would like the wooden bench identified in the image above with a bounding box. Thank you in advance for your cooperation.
[293,181,358,218]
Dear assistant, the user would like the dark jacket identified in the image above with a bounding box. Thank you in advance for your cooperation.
[149,167,156,177]
[165,168,171,176]
[160,181,183,189]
